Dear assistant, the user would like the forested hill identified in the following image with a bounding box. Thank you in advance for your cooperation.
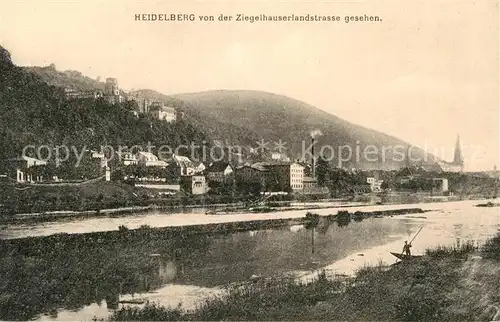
[133,89,441,170]
[24,65,105,92]
[0,46,209,162]
[22,48,440,170]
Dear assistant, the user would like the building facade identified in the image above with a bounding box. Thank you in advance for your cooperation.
[180,175,207,195]
[172,154,198,176]
[206,162,234,183]
[150,105,177,123]
[366,177,384,192]
[104,78,124,104]
[64,88,103,100]
[4,156,47,183]
[117,151,138,166]
[253,161,304,192]
[136,152,169,167]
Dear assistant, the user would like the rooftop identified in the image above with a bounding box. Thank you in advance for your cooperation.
[207,162,232,172]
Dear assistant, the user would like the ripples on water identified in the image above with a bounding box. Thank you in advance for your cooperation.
[0,200,498,320]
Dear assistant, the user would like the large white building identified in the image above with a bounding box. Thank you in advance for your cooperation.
[289,162,305,191]
[137,152,169,167]
[252,161,305,191]
[151,106,176,123]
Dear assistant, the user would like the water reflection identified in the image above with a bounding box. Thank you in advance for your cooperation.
[0,216,410,320]
[3,201,499,321]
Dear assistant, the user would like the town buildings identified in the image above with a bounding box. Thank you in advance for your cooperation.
[234,161,304,192]
[136,152,169,168]
[129,96,177,122]
[149,103,177,123]
[303,176,318,189]
[117,151,138,166]
[436,135,464,172]
[104,78,125,104]
[180,175,207,195]
[366,177,384,192]
[3,156,47,183]
[432,178,449,193]
[270,152,290,162]
[206,162,234,182]
[234,164,268,186]
[64,88,103,100]
[171,154,200,176]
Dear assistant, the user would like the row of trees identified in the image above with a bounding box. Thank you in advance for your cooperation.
[315,156,498,197]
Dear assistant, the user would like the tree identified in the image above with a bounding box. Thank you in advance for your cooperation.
[235,177,262,197]
[315,157,330,186]
[111,168,125,181]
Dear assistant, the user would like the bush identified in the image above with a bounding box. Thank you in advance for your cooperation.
[352,211,364,222]
[482,234,500,260]
[111,302,183,321]
[336,210,351,227]
[425,241,477,259]
[305,212,320,228]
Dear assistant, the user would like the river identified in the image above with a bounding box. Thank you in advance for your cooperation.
[0,199,498,321]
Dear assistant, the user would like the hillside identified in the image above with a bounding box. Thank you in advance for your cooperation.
[134,89,440,170]
[0,46,210,164]
[23,53,440,170]
[24,65,105,92]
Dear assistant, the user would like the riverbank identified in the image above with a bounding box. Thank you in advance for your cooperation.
[0,180,493,223]
[2,198,493,240]
[0,208,425,320]
[0,207,425,243]
[110,233,500,321]
[0,181,358,223]
[1,201,498,320]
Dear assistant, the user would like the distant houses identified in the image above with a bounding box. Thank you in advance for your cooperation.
[148,103,177,123]
[136,152,168,168]
[117,151,138,166]
[171,154,199,176]
[64,88,103,100]
[61,75,178,123]
[206,162,234,182]
[0,146,459,199]
[3,156,47,183]
[234,161,305,192]
[130,96,177,123]
[366,176,384,193]
[180,175,208,195]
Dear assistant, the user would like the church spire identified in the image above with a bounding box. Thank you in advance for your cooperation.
[452,135,464,167]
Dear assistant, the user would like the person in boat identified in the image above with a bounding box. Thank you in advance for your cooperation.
[403,240,412,256]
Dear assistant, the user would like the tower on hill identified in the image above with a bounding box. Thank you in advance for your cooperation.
[105,78,119,96]
[104,77,124,104]
[436,135,464,172]
[452,135,464,169]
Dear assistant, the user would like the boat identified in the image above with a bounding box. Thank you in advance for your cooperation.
[390,252,422,261]
[391,226,425,261]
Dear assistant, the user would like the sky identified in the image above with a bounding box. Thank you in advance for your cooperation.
[1,0,499,171]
